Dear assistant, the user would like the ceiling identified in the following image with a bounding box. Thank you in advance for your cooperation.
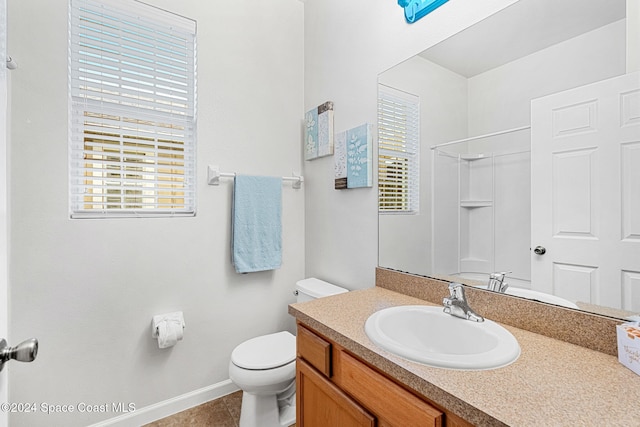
[419,0,626,77]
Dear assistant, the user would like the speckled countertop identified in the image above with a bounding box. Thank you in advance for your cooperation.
[289,287,640,427]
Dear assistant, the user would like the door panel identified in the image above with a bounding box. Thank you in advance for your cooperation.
[622,270,640,311]
[622,141,640,241]
[552,262,597,303]
[551,148,597,237]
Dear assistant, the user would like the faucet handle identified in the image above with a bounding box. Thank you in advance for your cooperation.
[443,283,484,322]
[498,281,509,293]
[488,272,512,293]
[490,271,511,280]
[447,282,466,299]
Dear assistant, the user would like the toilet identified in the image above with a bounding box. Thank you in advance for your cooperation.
[229,278,348,427]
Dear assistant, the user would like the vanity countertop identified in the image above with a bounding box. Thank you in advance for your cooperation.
[289,286,640,426]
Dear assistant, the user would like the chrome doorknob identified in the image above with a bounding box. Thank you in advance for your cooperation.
[533,246,546,255]
[0,338,38,371]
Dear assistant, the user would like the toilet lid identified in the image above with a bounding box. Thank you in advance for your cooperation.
[231,331,296,370]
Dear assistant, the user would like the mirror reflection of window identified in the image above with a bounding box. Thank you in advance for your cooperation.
[377,85,420,214]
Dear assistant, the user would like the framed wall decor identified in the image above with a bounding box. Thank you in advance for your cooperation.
[304,101,334,160]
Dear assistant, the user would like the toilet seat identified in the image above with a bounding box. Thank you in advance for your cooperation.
[231,331,296,370]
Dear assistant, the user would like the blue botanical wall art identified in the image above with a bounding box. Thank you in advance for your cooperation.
[346,124,372,189]
[335,124,372,189]
[398,0,449,24]
[304,101,334,160]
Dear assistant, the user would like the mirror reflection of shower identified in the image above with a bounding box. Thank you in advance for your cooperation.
[431,126,531,290]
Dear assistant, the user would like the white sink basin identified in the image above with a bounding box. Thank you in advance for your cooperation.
[365,305,520,370]
[478,285,579,309]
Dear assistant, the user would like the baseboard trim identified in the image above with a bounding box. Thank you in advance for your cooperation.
[88,379,240,427]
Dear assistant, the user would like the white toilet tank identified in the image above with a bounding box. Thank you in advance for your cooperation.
[295,278,348,303]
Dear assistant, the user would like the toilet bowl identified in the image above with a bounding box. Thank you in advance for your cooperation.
[229,332,297,427]
[229,278,348,427]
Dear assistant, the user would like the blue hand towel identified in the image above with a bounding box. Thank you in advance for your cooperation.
[232,175,283,273]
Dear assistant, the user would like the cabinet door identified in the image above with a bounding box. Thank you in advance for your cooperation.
[297,358,375,427]
[337,351,443,427]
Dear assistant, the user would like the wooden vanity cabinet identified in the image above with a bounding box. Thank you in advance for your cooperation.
[296,323,473,427]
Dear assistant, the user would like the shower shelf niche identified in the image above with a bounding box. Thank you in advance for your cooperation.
[460,200,493,208]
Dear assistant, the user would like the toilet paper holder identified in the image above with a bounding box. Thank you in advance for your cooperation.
[152,323,185,338]
[151,312,185,339]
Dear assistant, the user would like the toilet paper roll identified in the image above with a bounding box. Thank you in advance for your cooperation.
[152,312,185,349]
[156,321,179,348]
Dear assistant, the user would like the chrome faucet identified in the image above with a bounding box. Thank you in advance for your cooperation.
[487,271,510,293]
[443,283,484,322]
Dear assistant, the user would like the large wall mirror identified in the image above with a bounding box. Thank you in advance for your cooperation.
[378,0,640,320]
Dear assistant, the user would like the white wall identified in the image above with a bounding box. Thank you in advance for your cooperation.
[304,0,521,289]
[7,1,303,426]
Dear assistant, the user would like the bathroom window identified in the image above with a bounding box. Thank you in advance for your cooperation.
[68,0,197,218]
[377,85,420,213]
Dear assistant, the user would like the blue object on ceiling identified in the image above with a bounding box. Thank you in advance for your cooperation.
[398,0,449,23]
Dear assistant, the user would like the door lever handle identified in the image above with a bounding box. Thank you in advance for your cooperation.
[0,338,38,371]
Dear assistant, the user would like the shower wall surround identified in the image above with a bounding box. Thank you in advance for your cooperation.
[432,132,531,285]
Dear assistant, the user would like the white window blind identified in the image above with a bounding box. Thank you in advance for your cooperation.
[378,85,420,213]
[69,0,197,218]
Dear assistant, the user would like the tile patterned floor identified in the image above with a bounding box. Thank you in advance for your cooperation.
[143,391,296,427]
[143,391,243,427]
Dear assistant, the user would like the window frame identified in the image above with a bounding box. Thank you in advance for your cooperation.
[68,0,197,219]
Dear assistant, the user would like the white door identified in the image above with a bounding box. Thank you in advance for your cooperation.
[531,72,640,310]
[1,0,9,425]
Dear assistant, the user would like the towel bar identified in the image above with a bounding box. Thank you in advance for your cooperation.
[207,165,304,189]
